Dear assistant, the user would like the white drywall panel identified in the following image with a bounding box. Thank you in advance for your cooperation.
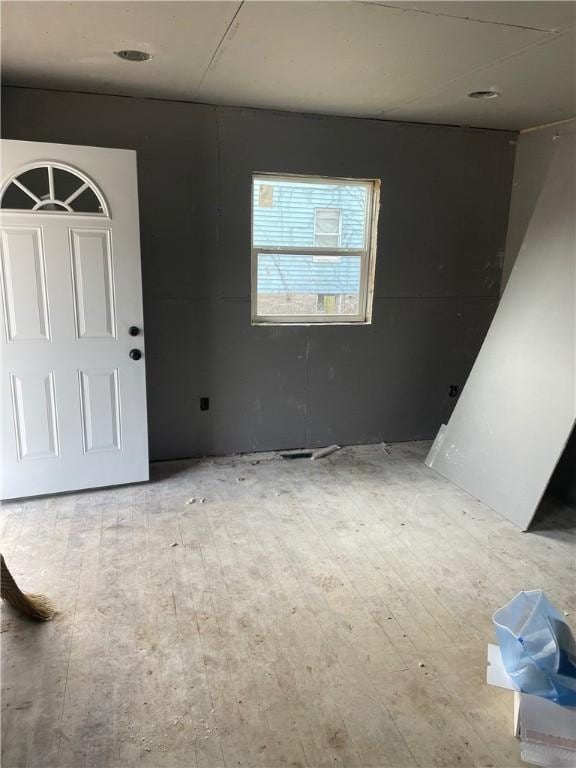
[426,122,575,529]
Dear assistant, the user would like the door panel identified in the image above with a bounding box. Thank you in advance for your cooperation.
[1,140,148,499]
[79,368,121,454]
[70,228,116,339]
[1,226,50,341]
[10,370,59,460]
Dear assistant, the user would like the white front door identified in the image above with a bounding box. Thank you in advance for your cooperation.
[0,140,149,499]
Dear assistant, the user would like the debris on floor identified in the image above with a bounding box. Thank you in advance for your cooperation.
[493,590,576,706]
[279,445,341,461]
[489,591,576,766]
[170,542,179,548]
[281,450,313,460]
[311,444,341,460]
[488,643,576,766]
[185,498,196,505]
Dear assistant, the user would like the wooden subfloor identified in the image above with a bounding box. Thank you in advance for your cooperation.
[2,442,575,768]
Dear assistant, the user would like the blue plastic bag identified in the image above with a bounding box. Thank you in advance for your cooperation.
[493,590,576,707]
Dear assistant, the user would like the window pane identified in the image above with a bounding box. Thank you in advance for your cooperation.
[316,218,339,235]
[70,187,104,213]
[256,253,361,317]
[314,234,340,247]
[1,182,35,209]
[315,208,341,235]
[54,168,84,202]
[253,177,369,249]
[17,168,49,199]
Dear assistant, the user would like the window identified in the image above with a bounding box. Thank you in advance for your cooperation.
[0,163,108,215]
[252,174,379,324]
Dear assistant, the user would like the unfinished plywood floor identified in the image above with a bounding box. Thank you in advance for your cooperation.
[2,442,575,768]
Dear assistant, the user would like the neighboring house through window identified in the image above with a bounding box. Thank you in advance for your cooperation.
[252,173,380,324]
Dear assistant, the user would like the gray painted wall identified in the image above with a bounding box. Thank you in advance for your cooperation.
[1,87,515,460]
[548,426,576,508]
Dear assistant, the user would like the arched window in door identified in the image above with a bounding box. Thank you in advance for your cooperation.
[0,163,109,216]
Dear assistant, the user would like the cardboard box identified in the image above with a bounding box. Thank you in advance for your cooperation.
[487,644,576,767]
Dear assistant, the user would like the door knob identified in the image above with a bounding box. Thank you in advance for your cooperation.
[129,349,142,361]
[128,326,140,336]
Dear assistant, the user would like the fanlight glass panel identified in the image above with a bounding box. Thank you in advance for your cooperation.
[0,164,107,216]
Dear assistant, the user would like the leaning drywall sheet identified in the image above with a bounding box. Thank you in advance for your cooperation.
[426,125,575,530]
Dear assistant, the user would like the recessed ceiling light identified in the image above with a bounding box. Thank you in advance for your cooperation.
[468,90,500,100]
[114,49,152,63]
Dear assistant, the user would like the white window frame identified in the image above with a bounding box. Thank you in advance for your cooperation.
[251,173,380,326]
[0,161,109,217]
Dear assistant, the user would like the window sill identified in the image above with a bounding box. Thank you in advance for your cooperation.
[251,318,372,327]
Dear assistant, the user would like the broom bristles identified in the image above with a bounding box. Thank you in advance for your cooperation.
[1,555,57,621]
[2,590,57,621]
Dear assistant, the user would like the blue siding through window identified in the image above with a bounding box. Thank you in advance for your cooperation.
[257,254,361,295]
[253,177,368,295]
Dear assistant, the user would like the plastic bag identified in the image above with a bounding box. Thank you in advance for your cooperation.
[493,590,576,707]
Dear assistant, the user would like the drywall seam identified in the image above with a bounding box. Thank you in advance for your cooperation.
[361,2,566,33]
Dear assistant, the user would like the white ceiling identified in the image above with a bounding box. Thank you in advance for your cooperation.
[1,1,575,130]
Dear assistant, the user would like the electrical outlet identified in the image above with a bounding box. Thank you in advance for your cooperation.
[200,397,210,411]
